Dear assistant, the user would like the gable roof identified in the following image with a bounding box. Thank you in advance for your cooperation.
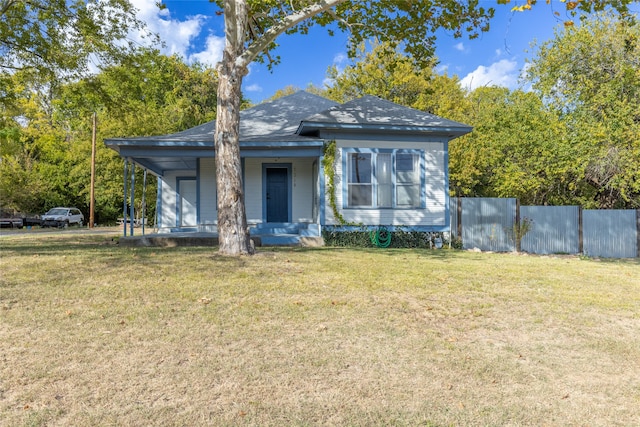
[106,91,337,146]
[241,91,338,142]
[298,95,472,138]
[104,91,471,176]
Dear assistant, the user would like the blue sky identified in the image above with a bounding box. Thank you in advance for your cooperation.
[129,1,636,103]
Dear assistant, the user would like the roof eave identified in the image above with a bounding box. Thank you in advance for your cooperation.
[297,121,472,138]
[104,137,325,151]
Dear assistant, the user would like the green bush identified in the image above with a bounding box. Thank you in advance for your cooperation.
[322,227,458,249]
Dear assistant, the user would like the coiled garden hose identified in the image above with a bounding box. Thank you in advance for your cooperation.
[370,226,391,248]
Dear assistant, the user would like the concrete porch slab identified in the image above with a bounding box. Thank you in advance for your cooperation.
[118,232,324,248]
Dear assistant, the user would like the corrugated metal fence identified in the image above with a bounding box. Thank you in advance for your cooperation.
[521,205,580,255]
[451,198,639,258]
[582,209,639,258]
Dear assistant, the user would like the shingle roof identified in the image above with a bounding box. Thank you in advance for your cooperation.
[105,92,472,146]
[240,91,338,142]
[298,95,472,136]
[106,91,338,146]
[104,91,472,175]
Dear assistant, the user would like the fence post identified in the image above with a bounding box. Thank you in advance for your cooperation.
[578,206,583,254]
[457,197,462,240]
[515,199,521,252]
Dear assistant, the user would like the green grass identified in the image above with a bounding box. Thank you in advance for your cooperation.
[1,231,639,426]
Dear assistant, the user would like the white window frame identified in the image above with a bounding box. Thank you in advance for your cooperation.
[343,148,424,209]
[346,152,373,207]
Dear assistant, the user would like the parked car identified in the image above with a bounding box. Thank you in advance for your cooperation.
[22,214,41,227]
[41,207,84,228]
[0,208,23,229]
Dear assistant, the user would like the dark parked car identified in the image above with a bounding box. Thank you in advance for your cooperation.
[22,215,41,227]
[0,209,23,229]
[41,207,84,227]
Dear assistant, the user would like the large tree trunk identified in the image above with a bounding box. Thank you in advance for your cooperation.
[213,0,340,255]
[215,0,254,256]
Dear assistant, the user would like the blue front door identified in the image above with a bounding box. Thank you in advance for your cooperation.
[266,167,289,222]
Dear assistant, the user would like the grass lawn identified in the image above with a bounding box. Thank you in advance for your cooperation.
[1,231,639,426]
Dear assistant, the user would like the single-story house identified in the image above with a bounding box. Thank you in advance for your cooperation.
[105,91,471,244]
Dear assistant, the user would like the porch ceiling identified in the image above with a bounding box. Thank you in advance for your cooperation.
[133,157,198,175]
[114,140,324,176]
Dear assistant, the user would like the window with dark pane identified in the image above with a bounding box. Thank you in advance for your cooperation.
[348,153,372,206]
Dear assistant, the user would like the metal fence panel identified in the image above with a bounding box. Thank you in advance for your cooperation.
[461,198,516,251]
[583,210,638,258]
[450,197,460,238]
[521,206,580,255]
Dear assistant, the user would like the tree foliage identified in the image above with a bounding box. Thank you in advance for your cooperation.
[0,0,148,79]
[0,0,155,218]
[0,50,218,221]
[451,87,574,205]
[526,12,640,208]
[217,0,496,71]
[324,41,468,119]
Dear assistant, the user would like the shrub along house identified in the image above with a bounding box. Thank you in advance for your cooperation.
[105,91,471,245]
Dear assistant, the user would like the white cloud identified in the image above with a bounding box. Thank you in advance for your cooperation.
[332,52,348,67]
[188,34,224,65]
[459,59,519,91]
[435,64,449,75]
[129,0,223,66]
[245,83,262,92]
[322,51,348,87]
[454,42,465,52]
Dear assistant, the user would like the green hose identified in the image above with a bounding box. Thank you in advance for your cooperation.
[370,226,392,248]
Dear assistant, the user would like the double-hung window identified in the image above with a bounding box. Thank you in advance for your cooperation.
[345,149,422,208]
[395,153,421,208]
[347,152,372,207]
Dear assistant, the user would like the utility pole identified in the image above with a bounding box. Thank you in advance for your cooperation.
[89,112,97,228]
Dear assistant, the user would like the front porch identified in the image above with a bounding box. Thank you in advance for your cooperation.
[119,222,324,248]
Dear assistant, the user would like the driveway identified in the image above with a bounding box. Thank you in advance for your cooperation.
[0,226,122,237]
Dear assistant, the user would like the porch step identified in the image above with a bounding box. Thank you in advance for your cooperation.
[259,234,301,246]
[250,222,298,235]
[248,223,321,246]
[250,222,320,236]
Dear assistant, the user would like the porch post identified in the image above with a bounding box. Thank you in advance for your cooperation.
[123,159,128,237]
[155,179,161,232]
[318,153,326,229]
[129,161,135,236]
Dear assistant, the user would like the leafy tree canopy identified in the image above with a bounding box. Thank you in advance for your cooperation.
[526,11,640,208]
[0,0,149,79]
[0,50,219,219]
[214,0,496,72]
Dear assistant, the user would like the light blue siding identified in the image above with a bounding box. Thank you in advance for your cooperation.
[329,139,448,228]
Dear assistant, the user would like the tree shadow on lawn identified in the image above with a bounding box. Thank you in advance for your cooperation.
[1,235,257,271]
[278,245,487,261]
[1,235,121,255]
[5,235,636,267]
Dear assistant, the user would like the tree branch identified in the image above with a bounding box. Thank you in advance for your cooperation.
[327,8,366,32]
[0,0,19,17]
[236,0,347,69]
